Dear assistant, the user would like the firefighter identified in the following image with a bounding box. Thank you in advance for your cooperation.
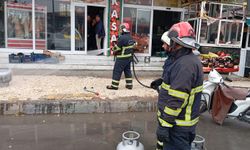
[106,23,135,90]
[151,22,204,150]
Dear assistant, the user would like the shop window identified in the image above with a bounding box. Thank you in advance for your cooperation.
[124,0,152,6]
[222,5,243,20]
[0,1,6,48]
[184,7,189,21]
[199,19,219,45]
[219,21,243,46]
[188,19,199,40]
[189,3,201,18]
[123,8,136,33]
[153,0,178,7]
[36,0,71,51]
[123,7,151,54]
[205,3,221,18]
[5,0,33,49]
[74,0,106,5]
[187,1,244,48]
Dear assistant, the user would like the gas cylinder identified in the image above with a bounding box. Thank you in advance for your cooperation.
[191,135,206,150]
[116,131,144,150]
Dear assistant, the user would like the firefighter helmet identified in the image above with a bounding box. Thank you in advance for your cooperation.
[168,22,199,49]
[120,23,130,33]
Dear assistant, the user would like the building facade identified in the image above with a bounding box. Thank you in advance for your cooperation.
[0,0,184,56]
[0,0,248,76]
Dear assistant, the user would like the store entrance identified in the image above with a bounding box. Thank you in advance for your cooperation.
[152,10,181,57]
[87,6,105,55]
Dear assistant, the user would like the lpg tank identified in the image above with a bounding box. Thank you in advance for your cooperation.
[116,131,144,150]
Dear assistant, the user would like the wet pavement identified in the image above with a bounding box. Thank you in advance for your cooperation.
[0,112,249,150]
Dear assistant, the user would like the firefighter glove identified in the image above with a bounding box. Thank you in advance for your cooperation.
[150,78,163,90]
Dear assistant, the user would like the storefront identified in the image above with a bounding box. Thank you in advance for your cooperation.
[0,0,108,55]
[185,1,246,74]
[0,0,185,56]
[0,0,247,75]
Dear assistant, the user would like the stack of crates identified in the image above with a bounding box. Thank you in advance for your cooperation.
[9,52,49,63]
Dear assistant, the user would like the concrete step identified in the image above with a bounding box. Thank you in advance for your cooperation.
[0,52,165,71]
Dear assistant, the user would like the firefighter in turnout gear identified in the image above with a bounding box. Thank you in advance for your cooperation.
[150,22,204,150]
[106,23,135,90]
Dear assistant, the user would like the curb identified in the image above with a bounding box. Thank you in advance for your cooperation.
[0,99,158,115]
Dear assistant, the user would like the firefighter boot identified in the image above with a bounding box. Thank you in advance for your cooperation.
[106,85,118,90]
[125,85,133,90]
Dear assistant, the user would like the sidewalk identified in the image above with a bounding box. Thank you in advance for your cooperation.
[0,70,249,115]
[0,75,158,101]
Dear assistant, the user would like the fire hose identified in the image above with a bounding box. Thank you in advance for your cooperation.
[131,53,151,89]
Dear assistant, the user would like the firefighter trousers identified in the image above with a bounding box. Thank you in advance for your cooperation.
[157,128,195,150]
[111,58,133,89]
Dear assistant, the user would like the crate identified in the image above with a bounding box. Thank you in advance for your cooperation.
[23,55,33,63]
[9,54,22,63]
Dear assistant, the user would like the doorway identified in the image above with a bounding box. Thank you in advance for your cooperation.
[152,10,181,57]
[87,6,105,55]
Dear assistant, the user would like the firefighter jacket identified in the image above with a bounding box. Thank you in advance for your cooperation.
[158,48,204,131]
[112,32,135,59]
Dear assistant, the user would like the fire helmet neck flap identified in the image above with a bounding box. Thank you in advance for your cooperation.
[161,31,171,46]
[167,22,200,50]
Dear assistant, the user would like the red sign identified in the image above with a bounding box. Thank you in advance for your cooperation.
[109,0,121,51]
[7,39,46,49]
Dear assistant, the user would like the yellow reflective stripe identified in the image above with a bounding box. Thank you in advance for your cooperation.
[116,54,132,58]
[125,78,133,80]
[191,85,203,95]
[186,85,203,121]
[111,84,118,88]
[161,82,189,100]
[185,94,195,121]
[113,45,121,51]
[168,89,189,100]
[157,110,161,117]
[158,117,173,127]
[164,106,182,116]
[112,80,119,83]
[157,141,163,146]
[121,45,134,56]
[123,45,134,49]
[161,82,170,90]
[175,117,199,126]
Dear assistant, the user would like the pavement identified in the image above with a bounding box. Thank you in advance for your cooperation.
[0,69,249,115]
[0,112,249,150]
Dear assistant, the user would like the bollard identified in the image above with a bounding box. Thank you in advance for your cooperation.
[0,68,12,87]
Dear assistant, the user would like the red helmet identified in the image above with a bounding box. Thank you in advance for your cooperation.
[120,23,130,33]
[168,22,199,49]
